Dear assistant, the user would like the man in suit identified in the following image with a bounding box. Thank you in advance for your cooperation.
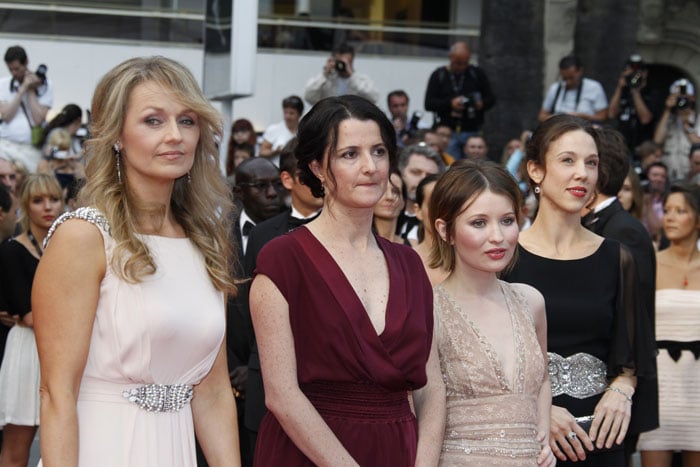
[210,157,283,467]
[582,126,658,462]
[239,139,322,464]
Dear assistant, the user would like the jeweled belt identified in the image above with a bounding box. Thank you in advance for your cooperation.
[548,352,607,399]
[122,383,193,413]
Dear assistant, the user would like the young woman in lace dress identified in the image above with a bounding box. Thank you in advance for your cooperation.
[429,160,554,466]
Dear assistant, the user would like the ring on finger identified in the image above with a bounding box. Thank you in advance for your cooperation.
[567,431,577,440]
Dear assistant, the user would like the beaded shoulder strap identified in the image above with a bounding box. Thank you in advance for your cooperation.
[44,206,111,248]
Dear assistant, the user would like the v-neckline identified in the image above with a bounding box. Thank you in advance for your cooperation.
[439,282,522,392]
[299,226,393,338]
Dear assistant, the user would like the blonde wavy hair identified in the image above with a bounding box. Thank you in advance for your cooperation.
[79,56,236,294]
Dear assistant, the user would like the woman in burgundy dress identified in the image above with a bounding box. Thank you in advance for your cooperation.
[250,95,446,466]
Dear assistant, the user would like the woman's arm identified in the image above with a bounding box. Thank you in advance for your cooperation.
[192,339,241,467]
[589,371,636,450]
[250,274,359,467]
[412,325,446,467]
[33,220,105,466]
[530,288,556,467]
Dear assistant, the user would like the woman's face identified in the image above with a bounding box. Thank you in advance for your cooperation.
[120,81,200,186]
[374,173,404,220]
[323,118,389,210]
[233,128,251,145]
[447,190,519,274]
[27,192,62,231]
[617,176,634,211]
[663,192,700,242]
[530,129,599,214]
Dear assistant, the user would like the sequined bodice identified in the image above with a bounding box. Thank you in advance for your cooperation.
[434,281,545,465]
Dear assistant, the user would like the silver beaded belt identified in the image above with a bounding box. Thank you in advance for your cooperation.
[122,383,193,413]
[548,352,607,399]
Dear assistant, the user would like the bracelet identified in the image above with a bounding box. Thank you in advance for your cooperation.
[606,385,633,402]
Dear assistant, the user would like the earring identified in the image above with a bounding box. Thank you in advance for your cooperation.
[534,185,541,194]
[187,171,192,183]
[114,143,122,184]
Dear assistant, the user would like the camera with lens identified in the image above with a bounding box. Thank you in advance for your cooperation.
[460,93,479,119]
[624,54,644,89]
[35,64,47,85]
[398,111,423,140]
[334,59,347,74]
[676,79,690,110]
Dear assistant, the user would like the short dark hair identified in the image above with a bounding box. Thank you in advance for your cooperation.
[415,173,441,208]
[664,183,700,221]
[279,138,298,176]
[332,42,355,57]
[282,95,304,115]
[595,126,630,195]
[233,143,255,159]
[387,90,409,108]
[296,95,397,198]
[4,45,27,65]
[559,55,582,70]
[646,161,668,175]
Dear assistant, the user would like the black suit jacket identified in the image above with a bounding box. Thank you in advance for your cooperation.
[583,199,659,433]
[241,209,293,432]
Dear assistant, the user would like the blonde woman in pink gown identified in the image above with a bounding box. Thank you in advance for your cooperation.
[33,57,240,466]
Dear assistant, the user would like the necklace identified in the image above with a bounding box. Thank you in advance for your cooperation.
[682,246,695,289]
[27,230,43,257]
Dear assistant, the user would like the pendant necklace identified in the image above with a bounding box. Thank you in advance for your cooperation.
[27,230,43,258]
[682,246,695,288]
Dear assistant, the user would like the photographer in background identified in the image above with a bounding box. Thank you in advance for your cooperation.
[609,54,663,156]
[538,54,608,124]
[0,45,54,171]
[424,41,495,160]
[387,90,424,147]
[653,79,700,181]
[303,42,378,106]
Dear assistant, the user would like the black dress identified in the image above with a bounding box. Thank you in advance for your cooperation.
[503,239,656,466]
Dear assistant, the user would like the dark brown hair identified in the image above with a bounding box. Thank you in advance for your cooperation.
[296,95,397,198]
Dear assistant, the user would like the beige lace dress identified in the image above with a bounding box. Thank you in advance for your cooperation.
[435,281,546,466]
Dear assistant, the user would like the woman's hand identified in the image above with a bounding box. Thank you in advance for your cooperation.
[589,384,633,450]
[549,405,593,462]
[536,431,556,467]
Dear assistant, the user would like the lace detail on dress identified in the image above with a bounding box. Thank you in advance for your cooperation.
[434,281,545,465]
[45,207,111,247]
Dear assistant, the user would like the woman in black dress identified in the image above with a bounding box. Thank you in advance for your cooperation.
[0,173,63,467]
[503,115,656,466]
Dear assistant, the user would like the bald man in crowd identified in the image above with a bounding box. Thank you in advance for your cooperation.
[424,40,495,160]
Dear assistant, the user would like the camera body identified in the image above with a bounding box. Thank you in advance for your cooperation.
[624,54,645,89]
[334,60,347,74]
[460,93,480,119]
[626,71,643,89]
[35,64,47,85]
[676,79,690,110]
[398,111,423,140]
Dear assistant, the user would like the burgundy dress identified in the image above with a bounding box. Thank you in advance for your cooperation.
[253,227,433,466]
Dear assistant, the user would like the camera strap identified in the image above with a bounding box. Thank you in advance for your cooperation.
[550,79,583,114]
[18,99,36,127]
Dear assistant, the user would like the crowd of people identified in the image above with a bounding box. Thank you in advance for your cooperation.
[0,39,698,467]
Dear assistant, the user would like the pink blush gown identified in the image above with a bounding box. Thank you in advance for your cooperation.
[44,208,226,467]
